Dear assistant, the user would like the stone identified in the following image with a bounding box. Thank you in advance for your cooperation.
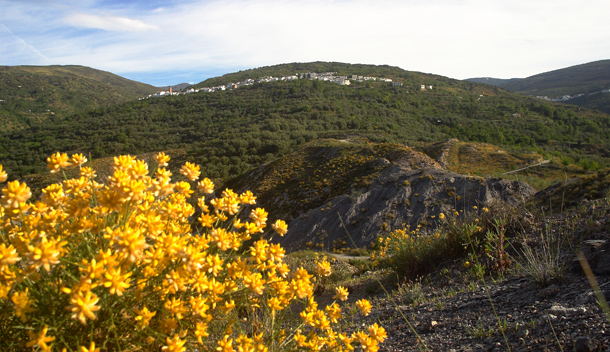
[538,284,560,298]
[422,320,438,332]
[574,336,599,352]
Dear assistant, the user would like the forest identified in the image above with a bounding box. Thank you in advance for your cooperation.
[1,63,609,185]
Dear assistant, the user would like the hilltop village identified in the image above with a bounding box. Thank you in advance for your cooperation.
[144,72,419,99]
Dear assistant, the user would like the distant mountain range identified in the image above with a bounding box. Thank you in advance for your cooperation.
[466,60,610,114]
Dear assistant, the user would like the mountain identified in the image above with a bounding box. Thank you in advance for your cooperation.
[1,62,609,183]
[466,60,610,114]
[465,77,520,86]
[0,65,159,130]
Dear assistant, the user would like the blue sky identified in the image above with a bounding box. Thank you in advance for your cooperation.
[1,0,609,87]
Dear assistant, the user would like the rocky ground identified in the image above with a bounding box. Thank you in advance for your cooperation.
[319,197,610,352]
[364,271,610,352]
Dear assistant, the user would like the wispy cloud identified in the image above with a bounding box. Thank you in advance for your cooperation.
[0,23,49,64]
[1,0,609,86]
[64,13,160,32]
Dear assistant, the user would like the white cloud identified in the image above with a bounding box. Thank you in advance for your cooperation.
[64,13,160,32]
[1,0,609,85]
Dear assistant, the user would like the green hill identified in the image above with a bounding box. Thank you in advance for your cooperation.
[467,60,610,114]
[194,62,429,88]
[1,62,609,186]
[0,65,159,130]
[499,60,610,97]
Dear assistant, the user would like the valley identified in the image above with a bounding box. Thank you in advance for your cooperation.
[1,61,610,351]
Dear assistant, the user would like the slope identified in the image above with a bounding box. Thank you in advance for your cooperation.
[1,62,609,182]
[499,60,610,97]
[227,138,535,250]
[0,65,158,130]
[467,60,610,114]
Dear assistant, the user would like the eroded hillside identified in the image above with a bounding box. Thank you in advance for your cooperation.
[230,138,536,250]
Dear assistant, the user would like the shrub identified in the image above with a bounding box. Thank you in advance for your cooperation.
[516,224,566,286]
[0,153,385,351]
[372,204,526,280]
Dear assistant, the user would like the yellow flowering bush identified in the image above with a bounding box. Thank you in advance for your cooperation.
[0,153,385,351]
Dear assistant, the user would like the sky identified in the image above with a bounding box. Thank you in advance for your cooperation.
[1,0,609,87]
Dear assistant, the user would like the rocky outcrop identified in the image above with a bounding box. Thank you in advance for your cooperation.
[278,154,536,251]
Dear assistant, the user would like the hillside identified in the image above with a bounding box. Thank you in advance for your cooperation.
[194,61,437,88]
[465,77,520,86]
[0,65,158,130]
[467,60,610,114]
[2,62,610,352]
[227,138,536,250]
[2,62,610,181]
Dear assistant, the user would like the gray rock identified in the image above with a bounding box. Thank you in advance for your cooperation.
[574,336,600,352]
[545,304,587,317]
[279,153,536,250]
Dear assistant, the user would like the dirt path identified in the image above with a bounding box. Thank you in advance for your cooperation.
[503,159,551,175]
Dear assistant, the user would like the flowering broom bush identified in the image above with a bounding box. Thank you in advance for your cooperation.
[0,153,385,351]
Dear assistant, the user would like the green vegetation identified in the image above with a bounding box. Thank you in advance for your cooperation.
[500,60,610,99]
[1,62,609,187]
[0,65,158,130]
[229,138,411,218]
[470,60,610,114]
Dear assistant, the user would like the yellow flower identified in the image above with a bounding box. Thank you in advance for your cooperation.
[243,273,266,295]
[199,213,216,228]
[272,219,288,236]
[162,334,186,352]
[438,212,445,220]
[368,323,387,343]
[268,297,283,313]
[0,164,7,182]
[333,286,349,301]
[239,190,257,204]
[325,302,342,323]
[71,153,88,167]
[80,166,96,179]
[47,152,71,173]
[26,236,64,272]
[195,322,210,344]
[26,325,55,350]
[0,243,20,266]
[109,226,148,263]
[180,161,201,181]
[210,228,233,251]
[355,331,378,352]
[197,177,215,194]
[1,180,32,207]
[154,152,171,167]
[67,290,101,324]
[356,299,372,316]
[134,306,156,329]
[103,266,132,296]
[483,207,489,212]
[114,155,136,169]
[1,152,388,350]
[11,288,36,322]
[175,181,194,197]
[315,260,332,277]
[156,167,172,179]
[216,335,234,352]
[80,342,100,352]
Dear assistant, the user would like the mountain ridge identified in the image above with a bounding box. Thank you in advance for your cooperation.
[465,59,610,113]
[0,65,159,130]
